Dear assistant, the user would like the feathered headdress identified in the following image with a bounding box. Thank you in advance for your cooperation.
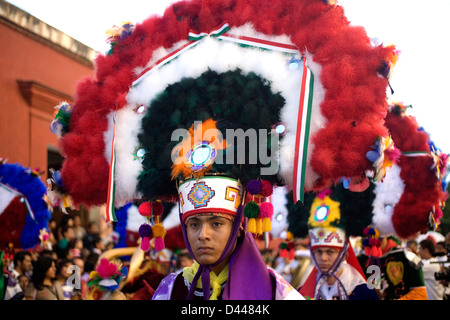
[371,102,448,239]
[0,159,51,249]
[54,0,397,212]
[51,0,399,300]
[287,103,448,243]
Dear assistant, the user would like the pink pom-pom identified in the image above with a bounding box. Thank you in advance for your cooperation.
[138,202,152,217]
[97,258,120,278]
[258,202,274,219]
[154,237,165,251]
[141,237,150,251]
[260,180,273,197]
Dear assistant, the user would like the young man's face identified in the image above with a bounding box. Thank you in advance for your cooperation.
[186,215,234,267]
[313,247,340,273]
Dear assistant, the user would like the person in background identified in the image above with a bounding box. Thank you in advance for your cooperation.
[72,256,88,300]
[72,214,87,240]
[18,274,29,294]
[379,236,427,300]
[67,238,84,260]
[1,250,11,299]
[406,239,419,255]
[435,241,448,262]
[90,234,105,255]
[56,225,75,259]
[4,251,33,300]
[55,258,76,300]
[24,255,64,300]
[418,238,444,300]
[82,221,100,252]
[298,191,379,300]
[175,250,194,272]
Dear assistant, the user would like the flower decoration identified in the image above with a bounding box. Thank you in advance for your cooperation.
[46,169,74,214]
[366,135,401,182]
[171,119,227,180]
[307,189,340,230]
[38,228,52,251]
[49,102,72,137]
[362,225,382,257]
[429,144,449,181]
[105,22,135,54]
[88,258,128,297]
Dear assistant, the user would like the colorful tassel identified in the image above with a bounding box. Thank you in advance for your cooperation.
[256,217,263,235]
[244,201,259,234]
[138,201,165,251]
[288,244,295,260]
[138,224,153,251]
[362,226,382,258]
[152,201,166,251]
[152,224,166,251]
[244,179,274,236]
[259,202,274,233]
[279,242,288,258]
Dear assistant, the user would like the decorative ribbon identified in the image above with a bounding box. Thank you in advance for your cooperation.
[401,151,429,157]
[0,182,36,222]
[132,22,300,87]
[105,111,117,223]
[293,59,314,204]
[188,22,230,41]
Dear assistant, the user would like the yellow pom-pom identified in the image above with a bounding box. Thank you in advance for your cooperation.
[374,228,380,238]
[248,218,256,234]
[152,223,166,238]
[262,217,272,233]
[286,231,294,241]
[256,217,262,235]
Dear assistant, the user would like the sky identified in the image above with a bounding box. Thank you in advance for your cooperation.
[6,0,450,158]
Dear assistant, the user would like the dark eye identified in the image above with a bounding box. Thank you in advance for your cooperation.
[212,221,223,227]
[187,222,199,229]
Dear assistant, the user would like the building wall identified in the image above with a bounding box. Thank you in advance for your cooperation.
[0,1,100,225]
[0,0,95,178]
